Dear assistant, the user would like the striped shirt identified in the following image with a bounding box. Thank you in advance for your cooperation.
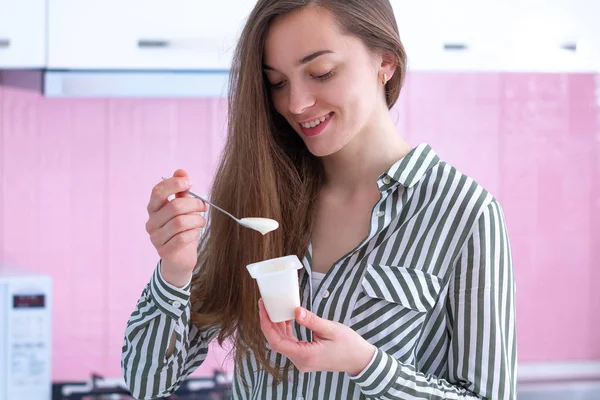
[121,143,517,399]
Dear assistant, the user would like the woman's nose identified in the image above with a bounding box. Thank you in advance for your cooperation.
[287,82,316,115]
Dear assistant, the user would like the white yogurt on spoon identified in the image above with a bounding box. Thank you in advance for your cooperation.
[160,176,279,235]
[239,217,279,235]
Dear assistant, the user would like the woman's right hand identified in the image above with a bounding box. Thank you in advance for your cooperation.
[146,169,207,287]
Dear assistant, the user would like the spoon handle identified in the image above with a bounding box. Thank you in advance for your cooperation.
[185,189,241,222]
[161,177,240,223]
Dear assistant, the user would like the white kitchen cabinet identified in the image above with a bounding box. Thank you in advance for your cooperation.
[45,0,598,73]
[391,0,600,72]
[392,1,510,72]
[495,0,600,72]
[38,0,600,97]
[0,0,46,68]
[47,0,257,70]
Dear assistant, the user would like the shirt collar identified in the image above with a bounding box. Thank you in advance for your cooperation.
[378,143,440,189]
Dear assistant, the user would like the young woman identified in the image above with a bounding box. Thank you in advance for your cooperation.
[121,0,517,399]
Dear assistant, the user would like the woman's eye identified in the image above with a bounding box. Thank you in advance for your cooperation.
[314,70,334,81]
[268,71,334,89]
[269,80,286,90]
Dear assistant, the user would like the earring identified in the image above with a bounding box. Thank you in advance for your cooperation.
[381,73,387,85]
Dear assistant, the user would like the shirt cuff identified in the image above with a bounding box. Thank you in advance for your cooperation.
[149,260,192,319]
[349,348,401,397]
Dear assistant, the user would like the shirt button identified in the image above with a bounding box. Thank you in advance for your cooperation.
[383,176,391,185]
[322,290,330,299]
[172,301,182,308]
[376,211,385,217]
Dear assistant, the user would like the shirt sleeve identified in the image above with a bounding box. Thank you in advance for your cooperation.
[121,261,219,400]
[350,199,517,399]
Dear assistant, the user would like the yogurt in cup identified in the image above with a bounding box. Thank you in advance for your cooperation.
[246,255,303,322]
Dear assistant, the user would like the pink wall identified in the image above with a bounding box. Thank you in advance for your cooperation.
[0,71,599,382]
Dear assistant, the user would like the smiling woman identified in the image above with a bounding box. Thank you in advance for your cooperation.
[262,9,401,157]
[120,1,517,399]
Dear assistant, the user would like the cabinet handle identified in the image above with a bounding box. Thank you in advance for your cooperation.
[443,43,468,51]
[561,42,577,52]
[0,38,10,48]
[137,39,170,48]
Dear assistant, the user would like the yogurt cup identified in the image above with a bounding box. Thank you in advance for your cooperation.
[246,255,303,322]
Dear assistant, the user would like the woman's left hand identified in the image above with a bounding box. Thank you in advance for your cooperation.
[258,299,376,376]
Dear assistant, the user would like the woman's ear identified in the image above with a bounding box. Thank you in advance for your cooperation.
[379,51,398,82]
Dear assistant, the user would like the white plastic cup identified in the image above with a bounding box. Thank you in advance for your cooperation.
[246,255,303,323]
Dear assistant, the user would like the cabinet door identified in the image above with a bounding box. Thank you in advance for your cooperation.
[392,0,506,72]
[47,0,257,70]
[493,0,600,72]
[391,0,600,72]
[0,0,46,68]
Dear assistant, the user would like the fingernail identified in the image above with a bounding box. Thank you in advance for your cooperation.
[300,308,307,320]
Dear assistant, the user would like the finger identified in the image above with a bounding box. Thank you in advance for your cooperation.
[159,228,202,256]
[147,173,193,214]
[147,197,207,233]
[259,300,300,355]
[258,300,296,337]
[170,169,207,209]
[150,214,206,247]
[258,299,282,343]
[285,321,295,338]
[258,300,297,342]
[272,321,291,337]
[259,303,327,373]
[172,169,191,199]
[295,307,335,339]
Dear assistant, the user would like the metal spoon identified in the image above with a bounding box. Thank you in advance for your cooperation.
[161,177,279,235]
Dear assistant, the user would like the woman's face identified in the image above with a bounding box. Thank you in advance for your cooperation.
[263,6,389,157]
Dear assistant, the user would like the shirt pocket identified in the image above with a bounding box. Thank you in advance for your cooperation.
[349,264,443,363]
[361,264,443,312]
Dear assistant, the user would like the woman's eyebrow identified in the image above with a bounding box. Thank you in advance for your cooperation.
[263,49,334,71]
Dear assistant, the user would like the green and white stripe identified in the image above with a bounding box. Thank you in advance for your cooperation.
[121,143,517,399]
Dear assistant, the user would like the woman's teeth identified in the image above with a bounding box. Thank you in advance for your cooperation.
[301,114,330,128]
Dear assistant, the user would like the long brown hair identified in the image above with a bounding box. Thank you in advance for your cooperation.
[190,0,407,381]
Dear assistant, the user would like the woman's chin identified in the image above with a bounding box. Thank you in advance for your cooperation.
[304,141,344,158]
